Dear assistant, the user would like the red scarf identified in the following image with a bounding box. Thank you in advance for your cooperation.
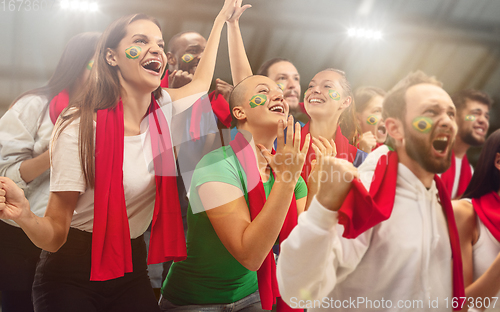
[229,132,298,311]
[338,151,465,309]
[49,89,70,124]
[300,123,358,181]
[441,151,472,199]
[472,191,500,242]
[160,71,232,136]
[92,95,187,281]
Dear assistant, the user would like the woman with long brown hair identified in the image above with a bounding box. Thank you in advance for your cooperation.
[453,129,500,311]
[0,1,237,311]
[0,31,100,312]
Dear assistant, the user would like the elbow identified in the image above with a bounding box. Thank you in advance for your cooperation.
[238,255,267,272]
[42,235,67,253]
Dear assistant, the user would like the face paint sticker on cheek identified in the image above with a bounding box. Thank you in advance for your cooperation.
[86,60,94,71]
[367,115,379,125]
[125,46,142,59]
[181,54,194,63]
[465,115,476,121]
[277,83,285,91]
[249,95,267,108]
[412,116,433,133]
[328,90,340,101]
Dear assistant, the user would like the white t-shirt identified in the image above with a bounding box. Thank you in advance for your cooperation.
[0,95,52,227]
[50,90,174,239]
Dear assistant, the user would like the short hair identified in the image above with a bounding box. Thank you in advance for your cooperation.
[451,89,493,113]
[383,71,442,121]
[228,75,257,128]
[167,31,201,54]
[257,58,290,77]
[354,86,386,113]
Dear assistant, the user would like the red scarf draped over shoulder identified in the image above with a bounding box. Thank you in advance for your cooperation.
[441,151,472,199]
[337,151,465,310]
[92,95,186,281]
[229,132,298,311]
[300,122,358,181]
[472,191,500,242]
[49,89,70,124]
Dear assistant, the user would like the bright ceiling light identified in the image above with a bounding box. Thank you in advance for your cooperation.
[347,28,383,40]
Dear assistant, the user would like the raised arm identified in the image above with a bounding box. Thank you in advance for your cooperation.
[226,0,252,85]
[168,0,238,102]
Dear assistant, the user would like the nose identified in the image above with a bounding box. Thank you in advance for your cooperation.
[271,92,284,102]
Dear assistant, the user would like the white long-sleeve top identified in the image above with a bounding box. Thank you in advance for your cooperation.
[0,95,52,227]
[277,146,454,311]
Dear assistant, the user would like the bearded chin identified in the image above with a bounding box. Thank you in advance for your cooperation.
[405,135,453,174]
[462,131,484,147]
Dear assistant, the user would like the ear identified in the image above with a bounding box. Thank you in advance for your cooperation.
[340,96,352,110]
[166,52,177,66]
[106,48,118,67]
[385,117,404,141]
[232,106,246,123]
[494,153,500,172]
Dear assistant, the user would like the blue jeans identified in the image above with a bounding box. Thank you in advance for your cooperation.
[159,290,264,312]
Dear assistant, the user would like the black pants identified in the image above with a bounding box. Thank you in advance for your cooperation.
[0,221,41,312]
[32,228,160,312]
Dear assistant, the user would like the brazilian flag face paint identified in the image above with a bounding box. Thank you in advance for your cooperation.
[328,90,340,101]
[277,83,285,91]
[86,60,94,71]
[182,53,194,63]
[412,116,433,133]
[125,46,142,59]
[465,115,476,122]
[366,115,379,125]
[249,94,267,108]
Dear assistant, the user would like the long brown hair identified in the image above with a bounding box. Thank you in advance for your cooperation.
[10,32,100,124]
[55,13,163,189]
[461,129,500,199]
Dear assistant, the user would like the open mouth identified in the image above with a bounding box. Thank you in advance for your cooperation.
[432,136,449,154]
[269,104,285,114]
[473,126,486,136]
[308,98,324,104]
[141,59,162,73]
[377,124,386,135]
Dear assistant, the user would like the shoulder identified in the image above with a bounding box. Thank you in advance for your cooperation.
[452,199,476,239]
[12,95,48,112]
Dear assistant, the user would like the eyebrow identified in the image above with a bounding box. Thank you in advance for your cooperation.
[132,34,164,44]
[256,83,270,89]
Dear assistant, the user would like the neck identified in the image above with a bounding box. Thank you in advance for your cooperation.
[239,123,275,173]
[396,145,435,188]
[453,135,470,159]
[309,115,340,141]
[120,84,152,136]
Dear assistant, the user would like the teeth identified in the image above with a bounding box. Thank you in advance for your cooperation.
[270,106,283,113]
[434,136,448,141]
[309,99,322,104]
[142,59,162,69]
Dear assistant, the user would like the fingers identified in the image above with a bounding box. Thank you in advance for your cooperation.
[286,116,294,148]
[331,139,337,157]
[276,119,285,152]
[294,122,301,153]
[300,133,311,155]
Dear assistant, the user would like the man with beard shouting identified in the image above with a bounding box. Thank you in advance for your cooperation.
[277,71,466,311]
[441,89,492,199]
